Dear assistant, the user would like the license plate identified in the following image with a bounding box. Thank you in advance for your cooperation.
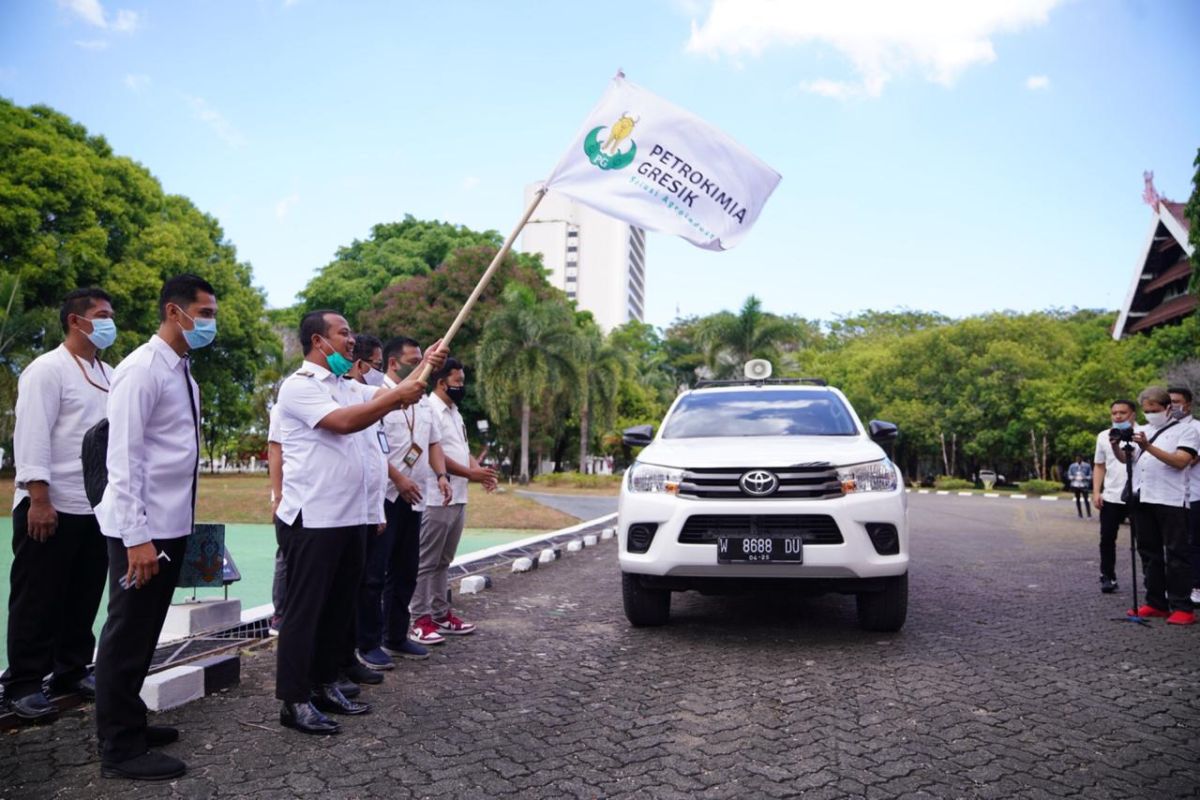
[716,536,803,564]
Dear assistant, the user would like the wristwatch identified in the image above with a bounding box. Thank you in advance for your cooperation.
[437,472,449,480]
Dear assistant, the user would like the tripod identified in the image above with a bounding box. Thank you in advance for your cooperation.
[1113,440,1150,626]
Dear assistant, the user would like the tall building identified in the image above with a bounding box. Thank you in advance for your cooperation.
[520,185,646,331]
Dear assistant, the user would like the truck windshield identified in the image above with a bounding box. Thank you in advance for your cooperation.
[661,390,858,439]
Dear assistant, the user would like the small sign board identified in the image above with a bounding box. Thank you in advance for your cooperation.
[177,523,241,588]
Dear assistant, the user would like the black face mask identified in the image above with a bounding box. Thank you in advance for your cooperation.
[445,385,466,405]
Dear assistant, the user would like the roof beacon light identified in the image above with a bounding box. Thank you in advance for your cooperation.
[744,359,773,380]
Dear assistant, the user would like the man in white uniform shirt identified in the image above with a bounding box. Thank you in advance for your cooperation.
[356,337,452,665]
[410,357,497,644]
[93,274,217,781]
[1166,387,1200,605]
[273,311,441,736]
[4,289,115,722]
[1126,386,1200,625]
[1091,399,1138,594]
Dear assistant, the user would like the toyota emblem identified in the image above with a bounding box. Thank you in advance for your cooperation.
[739,470,779,497]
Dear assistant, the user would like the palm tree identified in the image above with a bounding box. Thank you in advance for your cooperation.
[476,283,583,483]
[576,321,628,472]
[697,295,799,378]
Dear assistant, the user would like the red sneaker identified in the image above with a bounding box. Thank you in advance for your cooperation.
[1166,611,1195,626]
[409,615,446,645]
[434,613,476,635]
[1128,605,1170,619]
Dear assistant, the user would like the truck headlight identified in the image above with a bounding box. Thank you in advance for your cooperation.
[837,460,898,493]
[627,462,684,494]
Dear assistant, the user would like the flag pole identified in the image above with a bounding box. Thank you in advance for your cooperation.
[414,185,547,384]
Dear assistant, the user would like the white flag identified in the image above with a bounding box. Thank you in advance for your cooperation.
[543,73,781,251]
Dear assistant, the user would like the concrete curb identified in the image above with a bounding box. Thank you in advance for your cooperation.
[907,489,1063,502]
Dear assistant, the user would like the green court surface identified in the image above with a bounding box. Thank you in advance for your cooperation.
[0,518,537,669]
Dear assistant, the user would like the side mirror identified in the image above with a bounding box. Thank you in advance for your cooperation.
[868,420,898,443]
[622,424,654,448]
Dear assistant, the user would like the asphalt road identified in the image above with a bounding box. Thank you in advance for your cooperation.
[2,493,1197,799]
[515,490,619,521]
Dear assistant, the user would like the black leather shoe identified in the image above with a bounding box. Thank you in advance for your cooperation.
[333,676,362,698]
[342,662,383,685]
[312,684,371,716]
[9,690,59,722]
[50,671,97,699]
[279,701,340,735]
[100,750,187,781]
[97,725,180,755]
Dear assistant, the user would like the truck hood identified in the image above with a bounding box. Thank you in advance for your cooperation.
[636,436,887,469]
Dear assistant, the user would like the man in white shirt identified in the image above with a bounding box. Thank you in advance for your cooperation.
[93,274,217,781]
[1126,386,1200,625]
[4,289,115,722]
[1166,387,1200,604]
[273,311,440,736]
[410,358,497,644]
[1091,399,1138,594]
[356,337,452,664]
[267,404,286,633]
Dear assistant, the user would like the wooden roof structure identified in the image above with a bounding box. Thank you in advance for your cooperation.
[1113,184,1196,340]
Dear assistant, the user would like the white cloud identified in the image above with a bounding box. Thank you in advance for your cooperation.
[59,0,139,33]
[275,192,300,220]
[185,96,247,148]
[124,73,150,91]
[687,0,1064,97]
[1025,74,1050,90]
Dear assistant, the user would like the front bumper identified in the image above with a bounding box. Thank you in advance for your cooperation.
[617,488,908,580]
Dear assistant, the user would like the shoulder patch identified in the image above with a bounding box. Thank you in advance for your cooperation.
[295,370,314,378]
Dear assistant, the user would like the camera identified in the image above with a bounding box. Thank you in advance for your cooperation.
[1109,426,1134,443]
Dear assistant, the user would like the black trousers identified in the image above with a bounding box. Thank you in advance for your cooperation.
[1133,502,1193,613]
[3,498,108,699]
[1188,503,1200,590]
[381,500,423,650]
[1098,501,1127,580]
[356,507,396,652]
[274,514,366,703]
[94,535,187,763]
[1072,489,1091,517]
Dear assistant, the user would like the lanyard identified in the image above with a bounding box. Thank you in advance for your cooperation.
[70,351,110,393]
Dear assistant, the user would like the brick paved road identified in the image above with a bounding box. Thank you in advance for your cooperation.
[3,494,1198,799]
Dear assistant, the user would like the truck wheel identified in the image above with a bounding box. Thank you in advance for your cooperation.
[856,573,908,632]
[622,572,670,626]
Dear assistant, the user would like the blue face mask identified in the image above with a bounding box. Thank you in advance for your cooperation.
[82,317,117,349]
[319,337,354,377]
[175,306,217,350]
[1112,421,1133,430]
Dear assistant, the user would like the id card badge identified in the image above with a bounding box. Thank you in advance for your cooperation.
[376,430,390,454]
[402,442,423,467]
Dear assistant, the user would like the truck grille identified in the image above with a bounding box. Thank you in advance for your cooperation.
[678,515,844,544]
[676,464,842,499]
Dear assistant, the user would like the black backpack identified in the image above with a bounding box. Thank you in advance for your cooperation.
[81,418,109,508]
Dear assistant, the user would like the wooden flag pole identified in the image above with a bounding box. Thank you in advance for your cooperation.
[414,186,548,384]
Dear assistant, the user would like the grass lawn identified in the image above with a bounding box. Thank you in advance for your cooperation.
[0,472,580,530]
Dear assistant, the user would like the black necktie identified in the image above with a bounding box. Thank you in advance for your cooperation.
[183,358,199,531]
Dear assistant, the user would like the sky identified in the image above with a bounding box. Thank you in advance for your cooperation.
[1,0,1198,329]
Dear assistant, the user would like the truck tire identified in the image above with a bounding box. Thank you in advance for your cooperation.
[622,572,671,627]
[856,573,908,632]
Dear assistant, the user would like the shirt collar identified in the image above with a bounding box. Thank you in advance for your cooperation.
[301,359,336,382]
[149,334,185,370]
[428,391,452,414]
[382,375,397,389]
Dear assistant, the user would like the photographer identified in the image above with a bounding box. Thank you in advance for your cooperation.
[1092,400,1137,593]
[1124,386,1200,625]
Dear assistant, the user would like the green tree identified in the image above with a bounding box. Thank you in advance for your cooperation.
[697,295,800,378]
[476,284,582,483]
[297,217,504,323]
[0,98,278,459]
[576,319,628,471]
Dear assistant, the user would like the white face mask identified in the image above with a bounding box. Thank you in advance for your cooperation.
[1145,410,1169,427]
[362,369,386,387]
